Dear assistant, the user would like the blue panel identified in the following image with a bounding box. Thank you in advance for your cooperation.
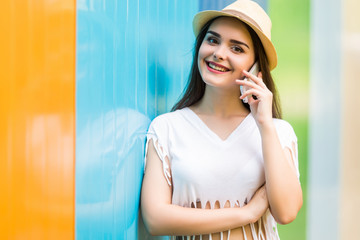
[75,0,198,239]
[199,0,268,12]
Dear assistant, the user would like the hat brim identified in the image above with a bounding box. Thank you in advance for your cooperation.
[193,10,277,70]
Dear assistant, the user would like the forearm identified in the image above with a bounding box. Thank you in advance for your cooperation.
[259,122,302,224]
[142,139,265,236]
[141,202,255,236]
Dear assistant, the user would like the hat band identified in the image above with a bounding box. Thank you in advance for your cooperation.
[221,9,263,32]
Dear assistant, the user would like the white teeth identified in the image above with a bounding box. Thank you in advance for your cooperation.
[208,62,228,72]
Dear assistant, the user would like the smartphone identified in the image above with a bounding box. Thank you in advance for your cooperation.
[240,62,259,103]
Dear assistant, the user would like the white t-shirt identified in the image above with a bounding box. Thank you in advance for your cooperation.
[145,107,299,240]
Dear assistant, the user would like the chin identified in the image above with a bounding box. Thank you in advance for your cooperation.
[201,73,235,88]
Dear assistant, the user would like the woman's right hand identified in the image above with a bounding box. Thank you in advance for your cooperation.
[142,139,267,236]
[245,184,269,223]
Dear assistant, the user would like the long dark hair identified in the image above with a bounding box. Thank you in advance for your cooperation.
[171,17,282,119]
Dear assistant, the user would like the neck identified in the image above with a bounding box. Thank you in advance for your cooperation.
[193,85,250,117]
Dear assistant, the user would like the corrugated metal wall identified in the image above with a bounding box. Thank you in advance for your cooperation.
[199,0,267,11]
[75,0,197,239]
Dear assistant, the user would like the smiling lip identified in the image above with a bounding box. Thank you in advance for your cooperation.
[205,61,231,74]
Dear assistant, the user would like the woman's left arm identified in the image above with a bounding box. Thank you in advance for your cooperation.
[258,122,303,224]
[236,70,303,225]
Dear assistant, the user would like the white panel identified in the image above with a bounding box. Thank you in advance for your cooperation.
[308,0,341,239]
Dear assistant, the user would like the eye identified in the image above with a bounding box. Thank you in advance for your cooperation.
[231,45,245,53]
[206,36,219,45]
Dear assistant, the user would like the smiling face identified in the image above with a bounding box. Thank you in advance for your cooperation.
[198,17,256,89]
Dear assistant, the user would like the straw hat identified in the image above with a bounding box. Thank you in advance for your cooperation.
[192,0,277,70]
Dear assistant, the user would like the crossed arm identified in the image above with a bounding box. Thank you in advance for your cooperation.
[259,122,303,224]
[141,137,301,236]
[140,139,267,236]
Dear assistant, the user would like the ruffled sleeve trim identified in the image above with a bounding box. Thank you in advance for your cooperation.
[275,119,300,179]
[145,117,172,186]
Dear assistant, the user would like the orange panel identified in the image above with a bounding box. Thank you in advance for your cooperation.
[0,1,75,239]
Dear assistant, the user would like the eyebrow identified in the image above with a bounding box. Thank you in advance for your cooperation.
[207,30,250,49]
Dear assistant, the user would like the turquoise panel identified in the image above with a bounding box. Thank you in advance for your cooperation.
[199,0,268,11]
[75,0,198,239]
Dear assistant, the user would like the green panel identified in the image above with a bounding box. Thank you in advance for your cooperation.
[269,0,310,239]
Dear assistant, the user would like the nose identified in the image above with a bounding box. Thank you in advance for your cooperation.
[213,44,227,61]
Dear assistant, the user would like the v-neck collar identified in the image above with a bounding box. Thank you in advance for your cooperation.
[182,107,253,144]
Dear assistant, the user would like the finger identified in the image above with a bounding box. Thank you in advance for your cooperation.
[240,88,261,100]
[236,79,262,90]
[256,185,266,192]
[247,94,260,105]
[240,88,262,101]
[260,183,266,189]
[253,185,267,199]
[243,70,266,88]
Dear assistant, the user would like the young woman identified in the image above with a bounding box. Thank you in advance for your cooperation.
[141,1,302,239]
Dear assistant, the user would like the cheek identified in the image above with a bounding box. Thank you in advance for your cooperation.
[197,45,208,73]
[233,57,252,72]
[198,44,207,63]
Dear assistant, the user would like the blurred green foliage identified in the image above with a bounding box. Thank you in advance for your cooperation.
[269,0,310,239]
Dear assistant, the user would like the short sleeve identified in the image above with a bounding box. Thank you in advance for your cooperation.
[145,116,172,186]
[274,119,300,179]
